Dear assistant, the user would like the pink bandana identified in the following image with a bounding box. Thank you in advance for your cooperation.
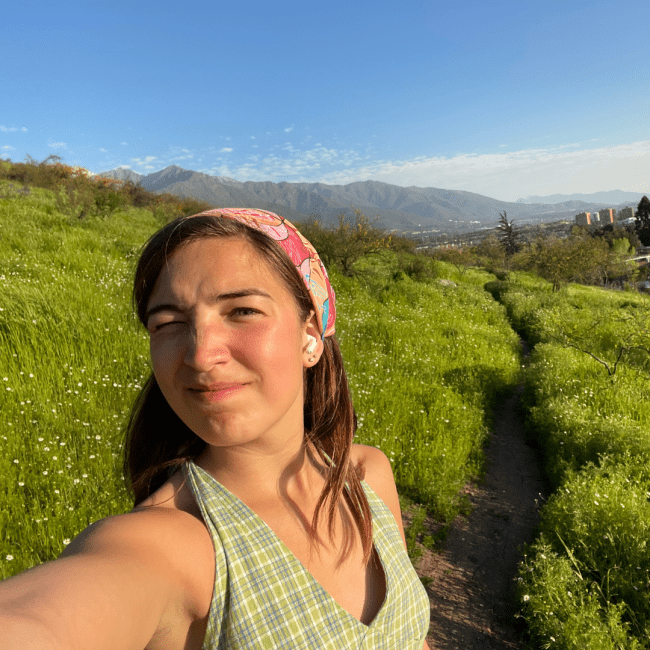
[189,208,336,338]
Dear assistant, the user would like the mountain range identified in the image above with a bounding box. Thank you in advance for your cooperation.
[517,190,647,205]
[100,165,645,233]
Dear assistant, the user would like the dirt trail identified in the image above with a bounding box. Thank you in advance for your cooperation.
[418,344,547,649]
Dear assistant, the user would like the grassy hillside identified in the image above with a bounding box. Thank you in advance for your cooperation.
[0,179,521,579]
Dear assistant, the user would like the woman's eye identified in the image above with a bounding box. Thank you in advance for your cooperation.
[229,306,264,319]
[232,307,259,317]
[149,320,181,332]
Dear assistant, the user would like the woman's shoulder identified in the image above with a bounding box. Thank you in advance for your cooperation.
[351,443,394,486]
[350,444,404,535]
[63,477,215,621]
[0,486,216,650]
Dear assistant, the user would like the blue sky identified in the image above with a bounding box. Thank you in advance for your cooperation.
[2,0,649,201]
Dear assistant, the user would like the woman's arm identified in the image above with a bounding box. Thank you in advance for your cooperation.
[0,507,214,650]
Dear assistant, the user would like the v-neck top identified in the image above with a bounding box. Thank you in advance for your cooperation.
[183,460,430,649]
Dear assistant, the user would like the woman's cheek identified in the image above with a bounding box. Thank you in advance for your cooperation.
[242,324,303,381]
[150,337,181,379]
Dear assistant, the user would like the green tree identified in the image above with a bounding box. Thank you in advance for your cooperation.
[588,222,641,251]
[529,234,616,291]
[297,210,392,276]
[473,233,506,269]
[635,195,650,246]
[497,211,521,256]
[545,303,650,376]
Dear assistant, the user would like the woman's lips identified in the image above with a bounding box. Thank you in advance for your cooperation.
[189,383,246,402]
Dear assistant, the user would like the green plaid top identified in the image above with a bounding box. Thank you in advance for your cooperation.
[184,460,430,649]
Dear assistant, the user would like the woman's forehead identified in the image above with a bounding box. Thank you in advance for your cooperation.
[151,236,290,303]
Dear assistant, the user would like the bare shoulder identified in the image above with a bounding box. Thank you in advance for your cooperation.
[350,444,405,542]
[351,443,394,487]
[65,502,212,568]
[64,488,215,616]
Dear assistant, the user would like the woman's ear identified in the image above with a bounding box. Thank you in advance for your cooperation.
[303,312,323,367]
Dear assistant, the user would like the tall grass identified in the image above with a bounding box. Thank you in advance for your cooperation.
[335,264,521,511]
[0,183,521,579]
[493,274,650,648]
[0,184,155,576]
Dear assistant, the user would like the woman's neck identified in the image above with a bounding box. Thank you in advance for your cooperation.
[195,430,327,510]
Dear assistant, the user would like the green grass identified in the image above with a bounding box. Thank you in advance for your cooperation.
[0,183,521,580]
[491,274,650,648]
[0,184,156,576]
[335,264,521,514]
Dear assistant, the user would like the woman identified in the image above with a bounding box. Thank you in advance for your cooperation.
[0,208,431,649]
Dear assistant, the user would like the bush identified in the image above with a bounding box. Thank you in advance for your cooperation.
[518,460,650,645]
[0,157,214,222]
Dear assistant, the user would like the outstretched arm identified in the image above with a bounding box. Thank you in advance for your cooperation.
[0,507,213,650]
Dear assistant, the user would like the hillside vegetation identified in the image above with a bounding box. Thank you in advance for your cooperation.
[0,163,520,580]
[487,276,650,649]
[5,159,650,649]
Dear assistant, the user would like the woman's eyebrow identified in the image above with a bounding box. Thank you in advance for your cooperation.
[145,288,273,322]
[213,288,273,302]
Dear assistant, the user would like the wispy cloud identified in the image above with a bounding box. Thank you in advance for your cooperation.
[48,141,67,149]
[99,148,107,152]
[310,140,650,201]
[121,141,128,145]
[0,126,27,133]
[203,143,366,182]
[1,145,15,150]
[116,139,650,201]
[168,147,194,162]
[284,126,294,133]
[131,155,160,167]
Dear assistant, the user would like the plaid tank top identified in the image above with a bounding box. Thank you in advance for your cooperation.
[184,460,430,649]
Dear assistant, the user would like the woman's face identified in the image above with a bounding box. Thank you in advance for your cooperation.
[145,236,316,452]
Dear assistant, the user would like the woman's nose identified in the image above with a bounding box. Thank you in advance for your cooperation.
[183,323,230,370]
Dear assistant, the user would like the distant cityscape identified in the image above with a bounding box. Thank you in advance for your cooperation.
[574,206,635,227]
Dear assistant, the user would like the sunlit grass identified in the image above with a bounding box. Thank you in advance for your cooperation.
[496,276,650,648]
[0,187,155,577]
[0,184,521,580]
[335,267,521,513]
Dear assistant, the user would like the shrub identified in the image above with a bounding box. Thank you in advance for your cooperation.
[518,536,641,650]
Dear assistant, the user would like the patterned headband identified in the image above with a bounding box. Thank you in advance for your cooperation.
[189,208,336,338]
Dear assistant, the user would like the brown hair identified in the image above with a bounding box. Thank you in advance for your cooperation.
[124,215,372,559]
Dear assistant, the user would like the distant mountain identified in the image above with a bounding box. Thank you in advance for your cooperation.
[99,165,642,233]
[517,190,648,205]
[99,168,143,184]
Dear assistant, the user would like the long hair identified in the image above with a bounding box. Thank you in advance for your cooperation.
[124,215,372,559]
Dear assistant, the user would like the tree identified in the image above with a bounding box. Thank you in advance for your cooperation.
[473,233,506,268]
[297,210,392,276]
[635,195,650,246]
[545,303,650,376]
[588,222,641,251]
[497,211,521,256]
[528,234,616,291]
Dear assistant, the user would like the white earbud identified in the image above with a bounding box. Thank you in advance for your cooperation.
[305,335,318,355]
